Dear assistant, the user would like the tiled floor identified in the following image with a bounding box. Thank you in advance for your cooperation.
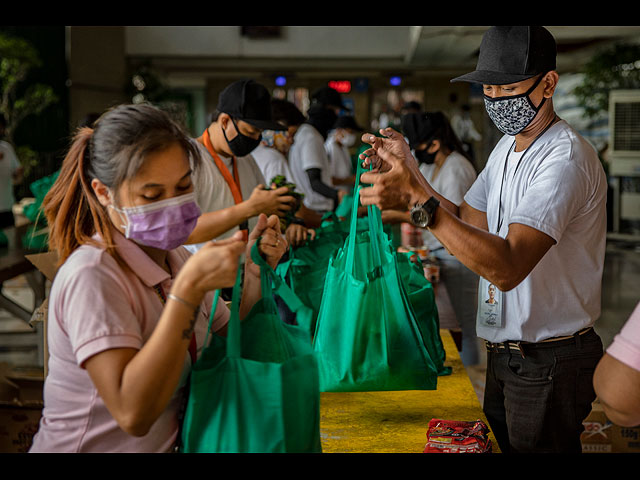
[1,240,640,405]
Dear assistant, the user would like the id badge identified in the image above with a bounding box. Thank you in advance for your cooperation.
[477,277,504,328]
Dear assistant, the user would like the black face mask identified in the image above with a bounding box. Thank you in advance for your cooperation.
[415,145,437,165]
[222,117,261,157]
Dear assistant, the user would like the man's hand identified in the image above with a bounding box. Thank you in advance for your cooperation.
[248,184,296,218]
[358,128,428,211]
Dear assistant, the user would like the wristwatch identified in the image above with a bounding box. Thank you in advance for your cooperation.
[410,196,440,228]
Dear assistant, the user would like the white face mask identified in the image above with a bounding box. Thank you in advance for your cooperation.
[341,132,356,147]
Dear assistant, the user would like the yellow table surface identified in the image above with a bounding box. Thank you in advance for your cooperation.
[319,329,499,453]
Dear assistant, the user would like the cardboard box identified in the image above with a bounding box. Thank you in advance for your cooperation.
[25,251,59,378]
[581,398,640,453]
[0,364,44,453]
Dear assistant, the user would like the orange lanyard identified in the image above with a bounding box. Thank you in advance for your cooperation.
[154,284,197,365]
[202,128,248,241]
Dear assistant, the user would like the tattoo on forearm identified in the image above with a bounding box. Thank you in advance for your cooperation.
[182,307,200,340]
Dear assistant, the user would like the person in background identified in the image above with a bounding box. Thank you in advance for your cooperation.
[253,99,306,186]
[386,111,480,367]
[357,26,607,454]
[184,79,296,252]
[401,100,422,116]
[252,98,320,245]
[449,100,482,166]
[288,86,348,215]
[324,115,363,192]
[593,301,640,427]
[0,114,23,245]
[29,103,287,452]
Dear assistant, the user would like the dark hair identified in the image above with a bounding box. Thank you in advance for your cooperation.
[44,103,202,265]
[403,111,475,169]
[270,99,306,127]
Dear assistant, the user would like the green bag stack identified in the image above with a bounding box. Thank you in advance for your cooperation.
[180,242,322,453]
[275,210,369,336]
[312,176,445,392]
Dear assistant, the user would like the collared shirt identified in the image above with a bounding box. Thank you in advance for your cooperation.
[30,229,229,452]
[464,120,607,343]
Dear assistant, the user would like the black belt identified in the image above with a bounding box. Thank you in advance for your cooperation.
[484,326,594,358]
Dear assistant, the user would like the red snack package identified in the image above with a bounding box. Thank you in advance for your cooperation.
[423,418,493,453]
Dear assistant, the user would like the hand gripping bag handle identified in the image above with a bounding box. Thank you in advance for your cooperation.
[345,161,385,277]
[249,240,314,334]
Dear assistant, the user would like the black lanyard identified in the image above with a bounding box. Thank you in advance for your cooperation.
[495,116,559,234]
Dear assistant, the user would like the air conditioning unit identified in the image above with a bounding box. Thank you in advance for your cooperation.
[608,90,640,237]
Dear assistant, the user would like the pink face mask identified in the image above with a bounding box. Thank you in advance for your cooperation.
[110,192,201,250]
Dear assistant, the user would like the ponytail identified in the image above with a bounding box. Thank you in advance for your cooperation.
[44,127,117,266]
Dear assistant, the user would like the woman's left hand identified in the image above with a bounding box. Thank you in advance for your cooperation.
[246,213,288,274]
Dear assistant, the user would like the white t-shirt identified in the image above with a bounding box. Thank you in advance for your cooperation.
[324,132,353,192]
[419,151,476,250]
[0,140,20,212]
[288,123,334,212]
[186,141,266,253]
[464,120,607,343]
[251,144,295,187]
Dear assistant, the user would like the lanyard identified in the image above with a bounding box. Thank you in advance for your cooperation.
[495,115,558,234]
[201,128,248,241]
[154,284,197,365]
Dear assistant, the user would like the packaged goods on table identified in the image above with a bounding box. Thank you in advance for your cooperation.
[423,418,492,453]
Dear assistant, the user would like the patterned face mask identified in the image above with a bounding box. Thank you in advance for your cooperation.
[483,74,546,136]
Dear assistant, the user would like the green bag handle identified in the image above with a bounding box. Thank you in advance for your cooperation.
[205,289,222,348]
[345,161,385,276]
[206,239,314,356]
[226,266,245,358]
[203,263,244,358]
[249,240,313,334]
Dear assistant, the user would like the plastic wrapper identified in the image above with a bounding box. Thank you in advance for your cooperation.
[423,418,492,453]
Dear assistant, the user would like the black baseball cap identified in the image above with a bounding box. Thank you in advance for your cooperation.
[401,112,446,150]
[451,26,557,85]
[311,86,350,111]
[217,79,286,130]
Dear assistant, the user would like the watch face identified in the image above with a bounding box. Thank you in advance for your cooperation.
[411,208,429,227]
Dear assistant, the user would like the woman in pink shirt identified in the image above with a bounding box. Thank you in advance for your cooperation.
[594,302,640,427]
[29,104,287,452]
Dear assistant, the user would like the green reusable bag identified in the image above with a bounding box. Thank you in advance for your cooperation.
[275,212,370,336]
[313,184,441,392]
[396,251,451,376]
[180,242,322,453]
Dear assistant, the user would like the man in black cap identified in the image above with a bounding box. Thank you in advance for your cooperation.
[288,86,350,214]
[184,78,296,251]
[357,26,607,453]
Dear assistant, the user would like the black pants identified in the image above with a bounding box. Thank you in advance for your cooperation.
[483,328,603,453]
